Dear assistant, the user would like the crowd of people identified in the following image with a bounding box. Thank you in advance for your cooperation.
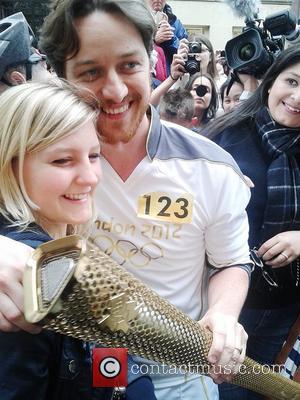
[0,0,299,399]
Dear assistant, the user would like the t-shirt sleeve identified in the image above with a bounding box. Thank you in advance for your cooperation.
[204,165,251,268]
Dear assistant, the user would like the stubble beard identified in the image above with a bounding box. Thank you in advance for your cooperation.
[97,103,148,145]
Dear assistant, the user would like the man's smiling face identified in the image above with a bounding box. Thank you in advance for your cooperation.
[65,11,152,144]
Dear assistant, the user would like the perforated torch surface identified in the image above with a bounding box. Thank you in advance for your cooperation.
[37,240,300,400]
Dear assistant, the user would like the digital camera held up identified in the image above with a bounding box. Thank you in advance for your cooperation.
[185,42,201,75]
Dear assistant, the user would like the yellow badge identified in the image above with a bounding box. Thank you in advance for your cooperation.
[138,192,193,224]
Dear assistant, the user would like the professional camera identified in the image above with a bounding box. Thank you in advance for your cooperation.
[225,9,299,77]
[185,41,201,75]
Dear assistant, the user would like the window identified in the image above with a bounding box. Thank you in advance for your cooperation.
[232,26,243,37]
[185,25,210,38]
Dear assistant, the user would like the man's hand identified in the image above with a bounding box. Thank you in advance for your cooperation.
[0,236,41,333]
[237,72,259,92]
[199,311,247,383]
[155,21,174,44]
[258,230,300,267]
[201,266,249,383]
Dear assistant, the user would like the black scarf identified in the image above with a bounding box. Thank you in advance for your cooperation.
[255,106,300,241]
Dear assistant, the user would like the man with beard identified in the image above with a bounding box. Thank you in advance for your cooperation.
[0,1,252,399]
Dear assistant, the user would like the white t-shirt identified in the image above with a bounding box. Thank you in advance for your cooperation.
[89,109,251,392]
[90,109,251,321]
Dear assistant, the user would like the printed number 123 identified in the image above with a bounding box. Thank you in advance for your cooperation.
[137,192,193,223]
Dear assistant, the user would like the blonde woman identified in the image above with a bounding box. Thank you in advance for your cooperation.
[0,80,103,399]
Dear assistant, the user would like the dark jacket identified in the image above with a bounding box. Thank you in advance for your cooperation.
[215,122,300,309]
[0,222,112,400]
[161,3,187,74]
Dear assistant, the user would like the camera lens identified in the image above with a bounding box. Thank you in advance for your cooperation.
[185,60,200,75]
[189,42,201,53]
[195,85,209,97]
[239,43,256,61]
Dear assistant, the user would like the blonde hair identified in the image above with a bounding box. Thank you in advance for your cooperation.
[0,79,99,234]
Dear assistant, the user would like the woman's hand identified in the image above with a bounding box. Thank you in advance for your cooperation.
[177,38,189,57]
[170,53,186,81]
[257,231,300,267]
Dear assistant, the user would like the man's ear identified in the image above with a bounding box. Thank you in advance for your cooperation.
[8,71,26,85]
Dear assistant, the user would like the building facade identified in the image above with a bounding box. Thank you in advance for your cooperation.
[0,0,296,52]
[169,0,293,50]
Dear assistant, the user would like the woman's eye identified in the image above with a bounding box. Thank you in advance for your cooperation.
[287,78,298,86]
[52,158,71,165]
[89,153,101,161]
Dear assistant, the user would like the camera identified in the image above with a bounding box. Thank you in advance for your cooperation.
[225,9,299,77]
[185,41,201,75]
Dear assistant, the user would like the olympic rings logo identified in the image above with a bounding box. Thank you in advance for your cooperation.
[91,235,164,268]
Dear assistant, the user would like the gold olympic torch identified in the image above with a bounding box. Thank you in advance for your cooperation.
[23,235,300,400]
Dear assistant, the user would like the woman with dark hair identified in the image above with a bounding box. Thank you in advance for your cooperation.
[220,78,244,113]
[204,45,300,399]
[186,72,218,130]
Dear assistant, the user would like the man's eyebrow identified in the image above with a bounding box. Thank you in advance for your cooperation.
[73,60,97,69]
[73,51,142,69]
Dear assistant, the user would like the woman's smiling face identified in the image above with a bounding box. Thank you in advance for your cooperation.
[22,120,101,238]
[268,62,300,128]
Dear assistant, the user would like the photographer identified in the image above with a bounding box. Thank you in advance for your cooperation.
[204,45,300,400]
[151,35,219,109]
[173,35,218,90]
[0,1,253,399]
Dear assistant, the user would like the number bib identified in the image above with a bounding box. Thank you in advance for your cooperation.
[138,192,194,224]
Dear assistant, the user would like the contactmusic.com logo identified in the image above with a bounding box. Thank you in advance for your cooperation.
[93,348,128,387]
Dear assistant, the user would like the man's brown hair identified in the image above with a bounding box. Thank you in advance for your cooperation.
[40,0,155,77]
